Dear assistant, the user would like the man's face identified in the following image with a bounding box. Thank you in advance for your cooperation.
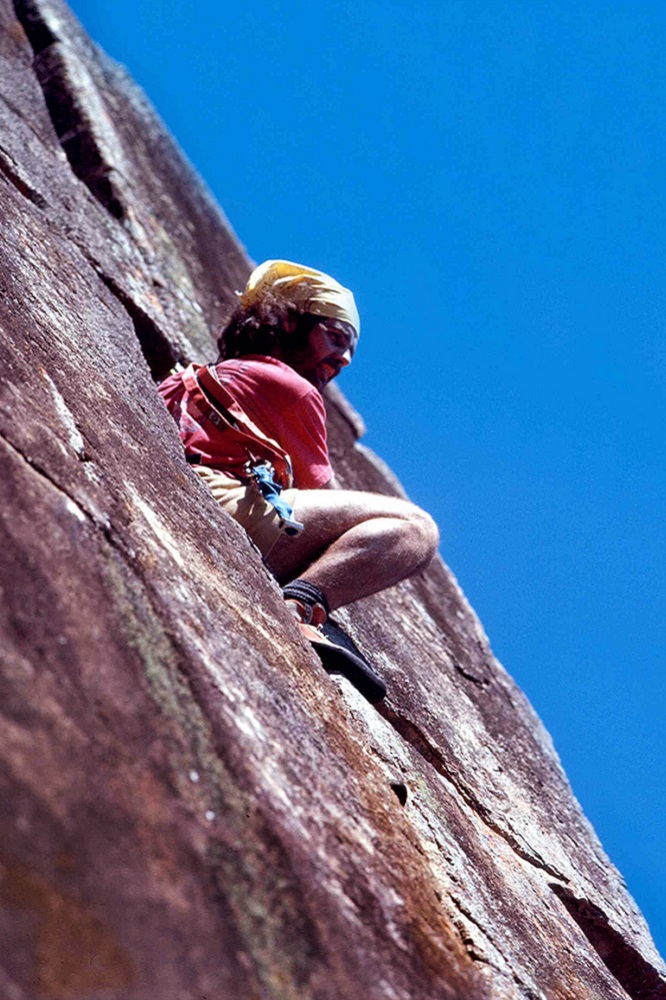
[283,318,356,391]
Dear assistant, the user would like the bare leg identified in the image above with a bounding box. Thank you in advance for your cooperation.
[266,489,439,610]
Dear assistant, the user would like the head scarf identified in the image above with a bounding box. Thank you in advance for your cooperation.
[239,259,360,344]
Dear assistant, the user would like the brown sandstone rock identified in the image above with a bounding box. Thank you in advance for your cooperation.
[0,1,664,998]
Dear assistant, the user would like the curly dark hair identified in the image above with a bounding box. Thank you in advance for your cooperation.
[216,293,324,361]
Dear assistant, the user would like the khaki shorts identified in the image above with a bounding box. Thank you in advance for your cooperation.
[193,465,299,557]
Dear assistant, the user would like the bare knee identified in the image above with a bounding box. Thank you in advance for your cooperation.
[401,503,439,571]
[268,488,438,585]
[350,494,439,570]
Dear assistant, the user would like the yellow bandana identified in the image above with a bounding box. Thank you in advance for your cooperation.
[239,259,360,340]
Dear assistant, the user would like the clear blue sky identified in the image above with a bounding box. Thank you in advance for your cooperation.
[69,0,665,954]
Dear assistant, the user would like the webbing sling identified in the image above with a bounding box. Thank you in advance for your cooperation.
[180,363,293,488]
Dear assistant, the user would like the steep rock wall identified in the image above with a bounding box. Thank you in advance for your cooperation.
[0,2,664,998]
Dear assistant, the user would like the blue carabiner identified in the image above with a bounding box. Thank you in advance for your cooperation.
[251,463,304,537]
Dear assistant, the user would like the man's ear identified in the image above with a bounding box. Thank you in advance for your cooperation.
[281,311,300,334]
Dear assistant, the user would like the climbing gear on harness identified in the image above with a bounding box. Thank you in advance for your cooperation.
[251,463,303,536]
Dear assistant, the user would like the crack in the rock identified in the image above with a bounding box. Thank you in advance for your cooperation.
[0,432,126,563]
[0,145,47,208]
[13,0,125,221]
[449,892,503,964]
[11,0,55,54]
[96,271,182,382]
[448,894,546,999]
[550,884,666,1000]
[3,432,88,509]
[378,704,570,883]
[379,703,666,998]
[451,659,490,686]
[9,3,208,384]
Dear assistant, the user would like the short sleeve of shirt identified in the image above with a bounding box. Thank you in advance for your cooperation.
[281,386,331,488]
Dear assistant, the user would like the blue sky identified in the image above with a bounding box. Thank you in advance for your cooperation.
[68,0,665,954]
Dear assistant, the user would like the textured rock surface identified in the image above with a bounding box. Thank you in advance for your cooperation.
[1,1,664,998]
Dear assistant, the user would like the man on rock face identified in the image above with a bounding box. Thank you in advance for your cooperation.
[159,260,439,701]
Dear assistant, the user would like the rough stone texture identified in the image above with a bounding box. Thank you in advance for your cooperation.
[0,2,664,998]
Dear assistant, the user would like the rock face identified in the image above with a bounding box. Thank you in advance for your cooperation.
[0,2,664,998]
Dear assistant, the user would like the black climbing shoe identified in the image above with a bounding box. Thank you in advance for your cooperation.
[299,619,387,704]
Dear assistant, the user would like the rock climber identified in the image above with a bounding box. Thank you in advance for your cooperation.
[158,260,439,702]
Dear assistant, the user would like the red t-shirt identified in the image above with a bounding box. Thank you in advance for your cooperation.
[158,355,332,488]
